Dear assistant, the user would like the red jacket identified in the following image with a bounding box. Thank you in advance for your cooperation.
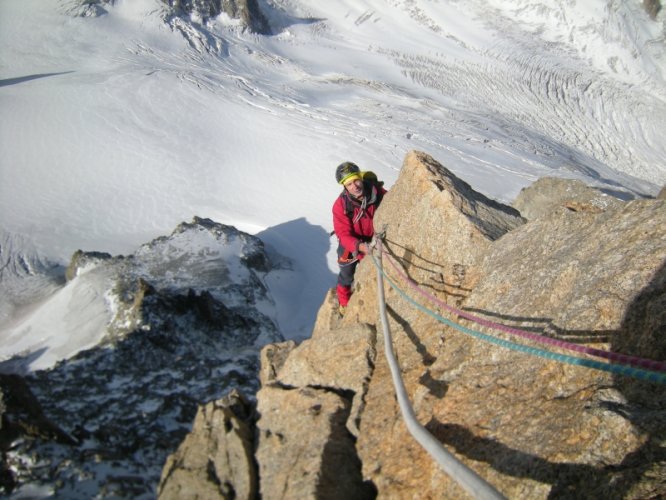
[333,182,387,256]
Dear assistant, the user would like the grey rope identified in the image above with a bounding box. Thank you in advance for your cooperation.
[373,239,505,500]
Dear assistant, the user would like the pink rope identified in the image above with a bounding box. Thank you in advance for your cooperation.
[381,247,666,374]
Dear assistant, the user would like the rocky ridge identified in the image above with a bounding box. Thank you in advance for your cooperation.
[0,217,284,498]
[159,151,666,499]
[168,0,271,34]
[60,0,270,34]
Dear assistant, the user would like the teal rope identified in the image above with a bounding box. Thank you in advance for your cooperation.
[370,253,666,385]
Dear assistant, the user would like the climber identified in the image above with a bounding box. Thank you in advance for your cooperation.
[332,161,387,315]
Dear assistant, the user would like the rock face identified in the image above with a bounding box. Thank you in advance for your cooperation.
[160,151,666,498]
[643,0,662,20]
[511,177,624,221]
[658,184,666,199]
[158,390,257,499]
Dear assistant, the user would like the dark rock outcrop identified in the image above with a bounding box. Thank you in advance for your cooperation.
[60,0,116,17]
[0,374,77,495]
[643,0,662,20]
[161,151,666,498]
[65,250,113,281]
[167,0,271,34]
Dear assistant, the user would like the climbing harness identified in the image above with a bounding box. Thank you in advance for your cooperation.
[373,238,506,500]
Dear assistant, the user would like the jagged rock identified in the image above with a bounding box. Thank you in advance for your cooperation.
[512,177,624,220]
[221,0,270,34]
[168,217,271,273]
[60,0,115,17]
[352,161,666,497]
[167,0,271,34]
[643,0,662,19]
[0,374,77,496]
[157,389,256,500]
[276,322,377,437]
[359,150,526,312]
[65,249,113,281]
[259,340,297,386]
[254,385,374,499]
[162,151,666,499]
[4,217,284,497]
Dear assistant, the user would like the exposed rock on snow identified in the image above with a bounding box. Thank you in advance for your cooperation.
[643,0,662,20]
[59,0,116,17]
[167,0,271,34]
[163,151,666,498]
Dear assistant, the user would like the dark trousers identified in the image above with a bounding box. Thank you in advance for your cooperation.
[337,243,358,287]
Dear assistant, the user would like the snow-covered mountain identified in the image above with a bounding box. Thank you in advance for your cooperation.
[2,217,283,497]
[0,0,664,497]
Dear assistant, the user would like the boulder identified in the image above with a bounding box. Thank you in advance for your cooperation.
[355,168,665,497]
[512,176,624,220]
[357,197,665,498]
[276,323,377,437]
[158,390,256,499]
[355,150,525,315]
[259,340,297,386]
[255,386,374,499]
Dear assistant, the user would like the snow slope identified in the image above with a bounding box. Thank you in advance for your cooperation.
[1,0,664,353]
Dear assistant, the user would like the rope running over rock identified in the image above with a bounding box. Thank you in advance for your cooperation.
[372,239,506,499]
[380,244,666,374]
[370,240,666,384]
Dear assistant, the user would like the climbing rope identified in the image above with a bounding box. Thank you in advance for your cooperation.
[373,238,506,500]
[370,242,666,384]
[380,245,666,374]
